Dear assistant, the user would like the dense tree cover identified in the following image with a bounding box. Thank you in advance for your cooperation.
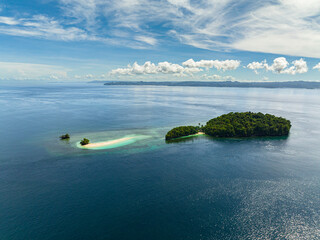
[165,126,199,140]
[204,112,291,137]
[80,138,90,145]
[60,133,70,140]
[165,112,291,140]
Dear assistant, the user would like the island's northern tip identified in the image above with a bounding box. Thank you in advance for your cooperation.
[166,112,291,140]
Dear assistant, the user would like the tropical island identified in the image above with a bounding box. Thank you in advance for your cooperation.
[60,133,70,140]
[80,138,90,145]
[165,112,291,140]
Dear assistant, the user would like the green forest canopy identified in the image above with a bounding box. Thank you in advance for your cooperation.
[165,112,291,140]
[165,126,199,140]
[80,138,90,145]
[60,133,70,140]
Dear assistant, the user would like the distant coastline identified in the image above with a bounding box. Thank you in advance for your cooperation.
[93,81,320,89]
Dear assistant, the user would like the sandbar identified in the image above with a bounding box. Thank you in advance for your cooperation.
[81,136,135,149]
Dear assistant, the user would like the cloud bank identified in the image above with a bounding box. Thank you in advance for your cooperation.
[110,61,202,77]
[110,58,241,77]
[111,57,312,78]
[182,59,240,71]
[247,57,308,75]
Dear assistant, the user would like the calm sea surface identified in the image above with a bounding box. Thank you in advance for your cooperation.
[1,83,320,239]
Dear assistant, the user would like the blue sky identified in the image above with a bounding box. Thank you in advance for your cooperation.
[0,0,320,82]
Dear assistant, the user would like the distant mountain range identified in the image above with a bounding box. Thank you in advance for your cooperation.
[90,81,320,89]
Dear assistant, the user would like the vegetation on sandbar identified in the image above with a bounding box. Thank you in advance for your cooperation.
[60,133,70,140]
[166,112,291,140]
[80,138,90,145]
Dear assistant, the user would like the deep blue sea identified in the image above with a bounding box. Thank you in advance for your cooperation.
[1,83,320,239]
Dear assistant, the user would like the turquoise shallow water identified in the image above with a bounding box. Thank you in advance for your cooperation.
[1,83,320,239]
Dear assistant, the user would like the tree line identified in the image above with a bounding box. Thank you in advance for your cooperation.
[165,112,291,140]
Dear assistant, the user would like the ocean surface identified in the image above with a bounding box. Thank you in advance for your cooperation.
[1,83,320,240]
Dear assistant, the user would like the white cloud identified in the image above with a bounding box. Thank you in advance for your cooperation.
[247,57,308,75]
[68,0,320,57]
[0,15,91,41]
[267,57,290,73]
[289,59,308,74]
[0,16,20,25]
[157,62,185,74]
[72,73,107,80]
[313,63,320,71]
[0,62,70,80]
[182,59,240,71]
[0,12,159,49]
[85,74,94,78]
[111,62,157,75]
[202,74,235,81]
[224,75,235,81]
[59,0,99,27]
[2,1,320,56]
[247,61,267,74]
[231,0,320,58]
[49,75,59,80]
[134,35,157,46]
[110,61,202,76]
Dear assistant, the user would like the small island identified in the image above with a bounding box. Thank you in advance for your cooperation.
[165,112,291,140]
[80,138,90,145]
[60,133,70,140]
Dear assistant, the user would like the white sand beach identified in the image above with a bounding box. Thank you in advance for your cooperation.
[81,136,135,149]
[196,132,205,135]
